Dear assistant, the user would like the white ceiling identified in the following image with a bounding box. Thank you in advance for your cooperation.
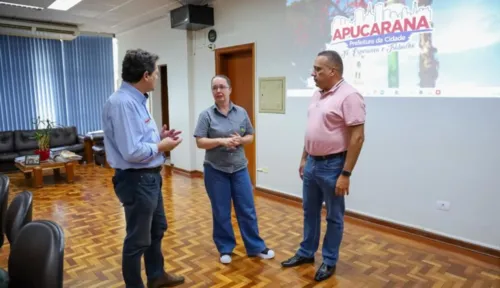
[0,0,212,35]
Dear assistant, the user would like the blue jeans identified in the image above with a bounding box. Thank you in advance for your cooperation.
[203,164,266,255]
[296,155,346,267]
[113,169,167,288]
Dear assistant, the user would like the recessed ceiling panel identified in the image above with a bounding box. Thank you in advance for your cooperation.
[102,0,170,17]
[4,0,55,7]
[0,0,189,34]
[71,2,115,19]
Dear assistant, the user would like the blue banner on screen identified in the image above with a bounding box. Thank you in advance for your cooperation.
[285,0,500,98]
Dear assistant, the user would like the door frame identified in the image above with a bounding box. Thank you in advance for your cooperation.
[214,43,256,186]
[158,64,170,157]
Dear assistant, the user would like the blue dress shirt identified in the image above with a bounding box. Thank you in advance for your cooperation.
[102,82,165,169]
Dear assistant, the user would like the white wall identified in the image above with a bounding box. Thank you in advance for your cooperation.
[117,0,500,250]
[151,75,162,132]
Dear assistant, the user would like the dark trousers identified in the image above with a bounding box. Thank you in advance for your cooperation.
[296,155,346,266]
[203,164,266,255]
[113,169,167,288]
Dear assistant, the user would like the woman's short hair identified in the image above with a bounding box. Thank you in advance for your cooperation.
[211,74,232,87]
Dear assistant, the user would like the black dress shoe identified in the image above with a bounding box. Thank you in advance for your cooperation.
[314,263,336,281]
[281,254,315,267]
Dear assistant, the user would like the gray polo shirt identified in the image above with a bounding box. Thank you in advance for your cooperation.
[193,103,254,174]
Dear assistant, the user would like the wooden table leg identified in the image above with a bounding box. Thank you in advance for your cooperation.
[33,167,43,188]
[65,162,74,183]
[84,139,94,164]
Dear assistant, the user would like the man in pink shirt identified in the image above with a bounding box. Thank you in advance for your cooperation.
[281,50,366,282]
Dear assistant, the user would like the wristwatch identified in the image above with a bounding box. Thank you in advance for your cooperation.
[341,170,351,177]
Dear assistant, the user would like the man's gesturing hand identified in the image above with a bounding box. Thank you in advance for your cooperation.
[160,125,182,140]
[158,136,182,152]
[158,125,183,152]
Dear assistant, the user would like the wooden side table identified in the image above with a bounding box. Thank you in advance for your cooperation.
[15,160,78,188]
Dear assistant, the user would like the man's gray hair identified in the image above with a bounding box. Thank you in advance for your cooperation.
[318,50,343,75]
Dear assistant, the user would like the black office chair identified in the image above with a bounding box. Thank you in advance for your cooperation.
[7,220,65,288]
[0,174,9,247]
[5,190,32,245]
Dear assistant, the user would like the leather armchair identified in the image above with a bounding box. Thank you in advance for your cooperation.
[0,131,17,172]
[83,131,109,167]
[91,134,108,167]
[7,220,65,288]
[6,190,33,245]
[0,174,9,247]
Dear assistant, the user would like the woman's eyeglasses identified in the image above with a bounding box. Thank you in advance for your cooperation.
[212,85,229,91]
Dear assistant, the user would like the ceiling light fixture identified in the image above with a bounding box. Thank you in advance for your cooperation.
[48,0,83,11]
[0,1,44,10]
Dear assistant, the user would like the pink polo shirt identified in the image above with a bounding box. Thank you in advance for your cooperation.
[304,80,366,156]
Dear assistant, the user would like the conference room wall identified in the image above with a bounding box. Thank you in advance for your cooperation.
[117,0,500,251]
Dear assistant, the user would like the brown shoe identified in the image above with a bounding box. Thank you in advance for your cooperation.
[147,272,185,288]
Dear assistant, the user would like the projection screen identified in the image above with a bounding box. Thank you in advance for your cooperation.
[285,0,500,98]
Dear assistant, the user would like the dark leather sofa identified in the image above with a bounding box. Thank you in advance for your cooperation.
[0,126,85,172]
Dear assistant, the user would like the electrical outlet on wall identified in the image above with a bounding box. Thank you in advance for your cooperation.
[436,200,451,211]
[257,167,269,173]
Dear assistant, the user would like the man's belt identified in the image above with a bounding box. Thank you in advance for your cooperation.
[310,151,347,160]
[120,166,162,173]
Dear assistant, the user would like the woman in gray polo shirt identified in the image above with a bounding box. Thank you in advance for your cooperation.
[193,75,275,264]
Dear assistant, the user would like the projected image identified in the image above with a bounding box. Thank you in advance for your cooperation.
[285,0,500,97]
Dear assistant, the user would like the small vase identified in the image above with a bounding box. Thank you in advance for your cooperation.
[35,149,50,161]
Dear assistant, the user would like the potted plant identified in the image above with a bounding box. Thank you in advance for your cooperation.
[32,117,55,161]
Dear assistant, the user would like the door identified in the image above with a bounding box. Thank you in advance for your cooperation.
[159,65,170,157]
[215,43,256,186]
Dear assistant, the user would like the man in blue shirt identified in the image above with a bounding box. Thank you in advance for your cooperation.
[102,49,184,288]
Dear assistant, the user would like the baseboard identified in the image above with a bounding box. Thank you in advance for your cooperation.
[167,168,500,262]
[254,187,500,262]
[164,165,202,178]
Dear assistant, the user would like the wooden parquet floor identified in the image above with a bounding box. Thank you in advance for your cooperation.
[0,164,498,287]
